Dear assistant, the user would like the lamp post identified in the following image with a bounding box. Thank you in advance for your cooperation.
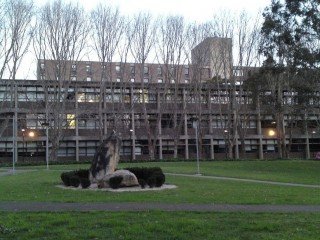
[130,129,134,162]
[192,118,200,175]
[21,128,26,161]
[41,122,50,170]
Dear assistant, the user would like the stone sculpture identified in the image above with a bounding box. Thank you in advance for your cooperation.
[89,131,139,188]
[89,131,121,184]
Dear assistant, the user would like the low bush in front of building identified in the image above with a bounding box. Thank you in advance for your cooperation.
[61,169,89,188]
[125,167,165,188]
[60,167,165,189]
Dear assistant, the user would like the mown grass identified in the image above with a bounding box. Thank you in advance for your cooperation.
[123,160,320,185]
[11,159,320,184]
[0,166,319,204]
[0,212,319,240]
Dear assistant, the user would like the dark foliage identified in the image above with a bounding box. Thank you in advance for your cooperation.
[109,176,123,189]
[61,169,90,188]
[69,176,80,187]
[146,175,156,188]
[125,167,165,188]
[60,172,71,186]
[138,179,147,189]
[154,172,166,187]
[77,169,89,179]
[80,178,91,189]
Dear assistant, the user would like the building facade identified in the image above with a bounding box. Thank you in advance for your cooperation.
[0,38,319,163]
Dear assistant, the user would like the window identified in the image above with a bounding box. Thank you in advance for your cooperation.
[184,67,189,75]
[144,66,149,75]
[130,65,135,74]
[171,79,175,83]
[143,78,149,83]
[184,79,189,83]
[116,78,121,82]
[130,78,135,83]
[67,114,75,129]
[233,69,243,76]
[71,64,76,69]
[157,66,162,76]
[70,76,76,81]
[170,67,175,76]
[157,79,163,83]
[86,64,91,73]
[86,77,92,81]
[116,65,121,73]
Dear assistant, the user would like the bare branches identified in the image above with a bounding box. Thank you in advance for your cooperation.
[0,0,34,79]
[91,4,125,63]
[130,12,157,64]
[34,0,88,79]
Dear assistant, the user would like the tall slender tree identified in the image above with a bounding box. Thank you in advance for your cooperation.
[33,0,89,161]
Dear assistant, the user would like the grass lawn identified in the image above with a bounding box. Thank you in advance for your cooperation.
[123,160,320,185]
[0,160,319,204]
[0,212,319,240]
[1,160,320,240]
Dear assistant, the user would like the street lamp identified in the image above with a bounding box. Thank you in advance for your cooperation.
[41,122,50,170]
[224,129,229,159]
[192,118,201,175]
[21,128,26,161]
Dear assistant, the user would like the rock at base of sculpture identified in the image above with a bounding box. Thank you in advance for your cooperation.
[89,131,121,184]
[102,170,139,188]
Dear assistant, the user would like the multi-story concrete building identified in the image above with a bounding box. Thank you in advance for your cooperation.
[0,38,319,163]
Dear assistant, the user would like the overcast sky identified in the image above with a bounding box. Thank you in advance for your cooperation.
[35,0,271,22]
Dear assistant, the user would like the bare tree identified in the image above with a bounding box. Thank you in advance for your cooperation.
[0,0,33,166]
[129,12,157,160]
[155,16,187,159]
[232,12,262,159]
[90,3,125,141]
[33,0,89,161]
[185,22,211,159]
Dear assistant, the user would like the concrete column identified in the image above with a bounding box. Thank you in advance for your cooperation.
[75,86,79,162]
[183,88,189,159]
[257,112,263,160]
[131,87,136,161]
[304,113,310,159]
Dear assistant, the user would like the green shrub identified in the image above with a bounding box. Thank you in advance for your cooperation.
[69,176,80,188]
[61,169,89,187]
[109,176,123,189]
[125,167,165,188]
[138,178,147,189]
[80,178,91,189]
[77,169,89,179]
[61,172,71,186]
[154,172,165,187]
[147,175,156,188]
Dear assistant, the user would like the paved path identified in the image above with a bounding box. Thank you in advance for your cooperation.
[166,173,320,188]
[1,202,320,213]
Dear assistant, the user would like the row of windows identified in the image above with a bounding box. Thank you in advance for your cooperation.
[40,62,192,77]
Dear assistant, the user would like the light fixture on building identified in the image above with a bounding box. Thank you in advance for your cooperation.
[28,131,35,138]
[268,130,276,137]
